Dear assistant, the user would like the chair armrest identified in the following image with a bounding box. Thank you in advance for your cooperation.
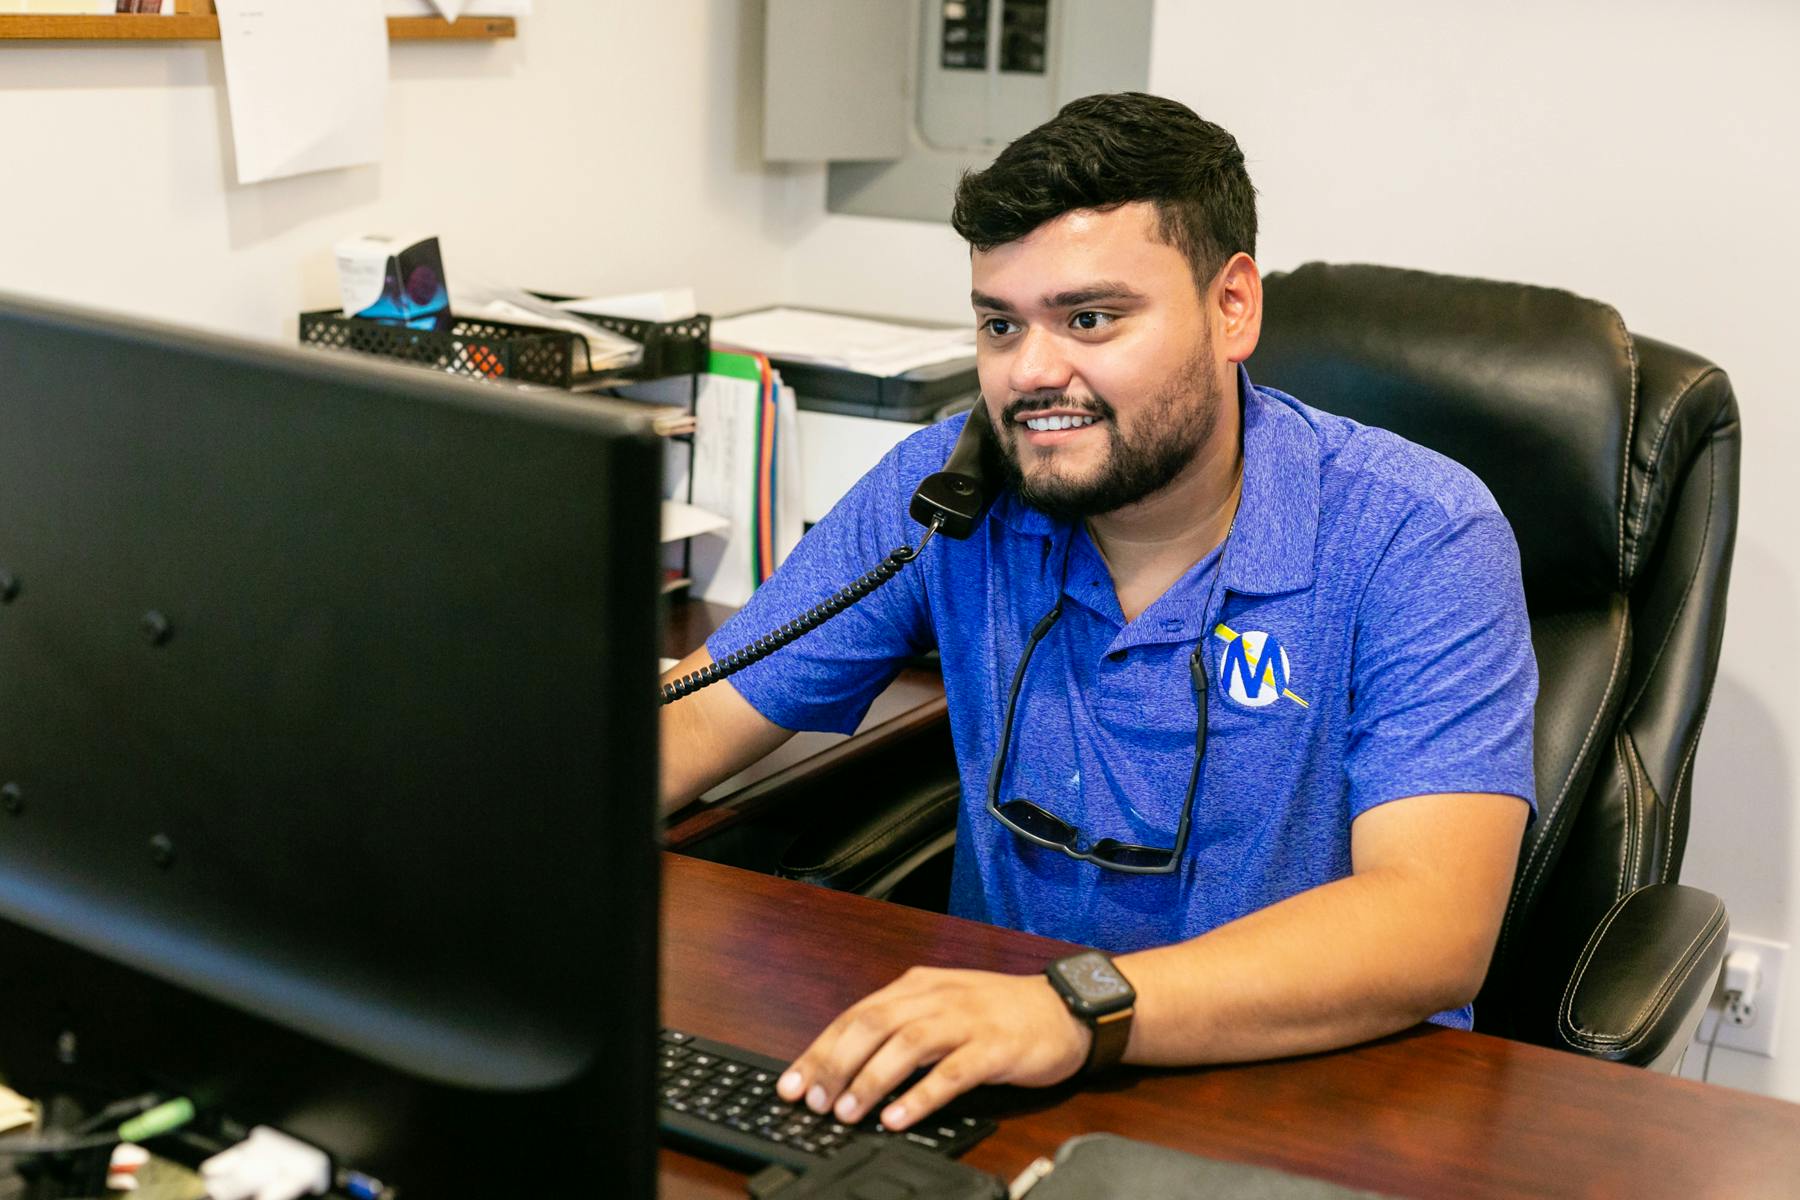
[777,776,959,900]
[1557,883,1728,1071]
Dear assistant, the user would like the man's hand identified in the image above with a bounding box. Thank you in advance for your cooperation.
[775,966,1092,1131]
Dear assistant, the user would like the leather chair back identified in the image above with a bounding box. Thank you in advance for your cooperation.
[1252,263,1740,1045]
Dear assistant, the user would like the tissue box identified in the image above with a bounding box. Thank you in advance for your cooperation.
[335,235,450,330]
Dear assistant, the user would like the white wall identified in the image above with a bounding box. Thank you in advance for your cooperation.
[779,1,1800,1099]
[4,0,1796,1100]
[0,2,796,339]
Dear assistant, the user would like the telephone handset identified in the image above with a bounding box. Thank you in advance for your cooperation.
[909,396,997,538]
[660,400,997,705]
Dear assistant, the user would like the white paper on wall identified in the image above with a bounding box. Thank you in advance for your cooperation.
[215,0,389,186]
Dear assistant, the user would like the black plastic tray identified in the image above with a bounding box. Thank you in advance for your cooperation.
[298,309,711,388]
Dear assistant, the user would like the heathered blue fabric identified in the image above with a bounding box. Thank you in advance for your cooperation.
[707,368,1537,1030]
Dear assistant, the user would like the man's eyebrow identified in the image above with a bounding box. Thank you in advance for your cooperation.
[1042,282,1146,308]
[970,290,1015,313]
[971,283,1147,313]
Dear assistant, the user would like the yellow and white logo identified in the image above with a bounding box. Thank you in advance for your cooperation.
[1214,624,1309,709]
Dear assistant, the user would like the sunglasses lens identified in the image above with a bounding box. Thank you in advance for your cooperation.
[1089,839,1176,870]
[998,800,1079,846]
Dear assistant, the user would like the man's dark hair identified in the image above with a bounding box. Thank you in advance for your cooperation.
[951,92,1257,289]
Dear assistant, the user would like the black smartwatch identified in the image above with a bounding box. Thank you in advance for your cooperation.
[1044,950,1136,1075]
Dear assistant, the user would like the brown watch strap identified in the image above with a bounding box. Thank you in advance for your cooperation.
[1081,1004,1134,1074]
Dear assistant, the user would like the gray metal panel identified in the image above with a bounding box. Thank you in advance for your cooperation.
[765,0,909,162]
[1054,0,1153,107]
[828,0,1153,222]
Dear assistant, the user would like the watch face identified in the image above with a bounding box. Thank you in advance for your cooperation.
[1059,951,1131,1004]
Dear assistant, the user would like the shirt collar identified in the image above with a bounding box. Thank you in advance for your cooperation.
[1224,365,1319,597]
[989,364,1321,598]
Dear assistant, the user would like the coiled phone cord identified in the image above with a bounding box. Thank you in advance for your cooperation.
[659,518,941,706]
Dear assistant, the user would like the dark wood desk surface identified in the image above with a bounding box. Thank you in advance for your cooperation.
[660,853,1800,1200]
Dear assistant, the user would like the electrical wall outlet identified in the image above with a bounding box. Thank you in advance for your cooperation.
[1696,934,1788,1058]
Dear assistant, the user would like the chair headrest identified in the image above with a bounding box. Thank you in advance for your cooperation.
[1254,263,1635,601]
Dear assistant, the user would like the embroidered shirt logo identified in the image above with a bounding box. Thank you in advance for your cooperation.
[1214,624,1310,709]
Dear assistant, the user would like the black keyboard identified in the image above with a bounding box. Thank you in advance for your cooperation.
[657,1028,996,1172]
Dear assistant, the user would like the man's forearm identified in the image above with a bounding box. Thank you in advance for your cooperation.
[658,648,795,815]
[1117,866,1495,1065]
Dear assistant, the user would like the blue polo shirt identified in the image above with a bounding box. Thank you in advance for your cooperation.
[708,369,1537,1029]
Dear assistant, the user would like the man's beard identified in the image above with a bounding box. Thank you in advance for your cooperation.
[994,342,1225,522]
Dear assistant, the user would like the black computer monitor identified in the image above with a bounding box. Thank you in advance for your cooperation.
[0,292,663,1197]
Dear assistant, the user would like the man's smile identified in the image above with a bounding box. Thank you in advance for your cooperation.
[1010,405,1107,448]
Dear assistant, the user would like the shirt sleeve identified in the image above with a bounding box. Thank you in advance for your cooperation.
[1345,499,1539,819]
[702,425,947,735]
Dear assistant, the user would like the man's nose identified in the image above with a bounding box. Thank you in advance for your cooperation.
[1007,326,1075,397]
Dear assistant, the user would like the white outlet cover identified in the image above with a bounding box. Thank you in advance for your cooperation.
[1696,933,1788,1058]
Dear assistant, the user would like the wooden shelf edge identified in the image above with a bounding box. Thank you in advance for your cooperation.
[0,14,515,41]
[387,15,514,40]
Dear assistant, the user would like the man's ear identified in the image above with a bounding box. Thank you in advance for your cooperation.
[1213,252,1263,365]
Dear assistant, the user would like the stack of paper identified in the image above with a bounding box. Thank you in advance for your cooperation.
[1,1085,33,1135]
[450,284,644,373]
[710,307,975,377]
[555,287,698,324]
[660,500,730,545]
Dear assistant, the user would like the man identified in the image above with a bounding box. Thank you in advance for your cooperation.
[661,93,1535,1135]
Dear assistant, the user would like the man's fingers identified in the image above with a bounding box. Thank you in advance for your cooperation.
[833,1019,962,1124]
[880,1044,995,1132]
[777,992,934,1112]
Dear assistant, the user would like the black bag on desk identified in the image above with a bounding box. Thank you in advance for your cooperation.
[1022,1133,1395,1199]
[746,1138,1005,1200]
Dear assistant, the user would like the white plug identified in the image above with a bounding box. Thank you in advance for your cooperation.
[200,1126,331,1200]
[1723,949,1763,1027]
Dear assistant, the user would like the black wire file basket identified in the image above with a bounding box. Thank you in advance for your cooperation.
[298,309,712,388]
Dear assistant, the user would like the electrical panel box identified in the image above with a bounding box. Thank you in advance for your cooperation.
[765,0,1153,222]
[764,0,910,162]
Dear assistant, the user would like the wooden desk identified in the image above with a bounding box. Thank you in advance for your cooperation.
[660,854,1800,1200]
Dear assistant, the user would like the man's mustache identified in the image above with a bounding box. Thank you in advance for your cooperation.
[1000,394,1114,424]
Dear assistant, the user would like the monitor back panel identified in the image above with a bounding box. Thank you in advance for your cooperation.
[0,294,663,1196]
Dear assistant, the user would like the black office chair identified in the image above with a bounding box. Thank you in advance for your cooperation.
[778,262,1740,1071]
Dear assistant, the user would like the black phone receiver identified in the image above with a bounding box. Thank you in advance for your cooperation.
[910,396,996,539]
[664,397,997,705]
